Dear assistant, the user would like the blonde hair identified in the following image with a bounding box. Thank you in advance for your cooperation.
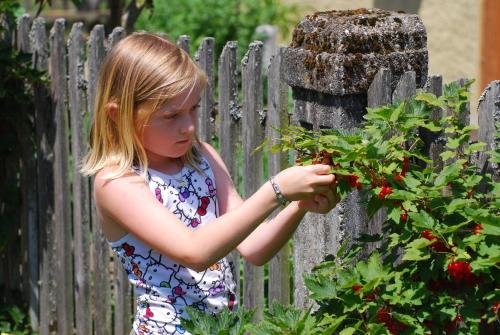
[81,32,207,180]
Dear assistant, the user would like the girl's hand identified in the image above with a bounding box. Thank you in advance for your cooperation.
[274,164,336,201]
[297,184,340,214]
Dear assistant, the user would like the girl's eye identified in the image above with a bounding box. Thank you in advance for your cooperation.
[163,113,178,120]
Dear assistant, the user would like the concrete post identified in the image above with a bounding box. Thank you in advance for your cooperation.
[281,8,429,308]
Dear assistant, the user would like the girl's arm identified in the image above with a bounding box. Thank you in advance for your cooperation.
[94,144,335,273]
[200,142,339,266]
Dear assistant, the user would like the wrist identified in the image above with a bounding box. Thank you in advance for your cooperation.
[269,175,290,207]
[295,200,309,214]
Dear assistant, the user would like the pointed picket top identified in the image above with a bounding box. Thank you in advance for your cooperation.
[368,68,392,108]
[16,14,31,52]
[177,34,190,54]
[392,71,416,103]
[107,26,126,52]
[195,37,215,143]
[476,80,500,181]
[87,24,106,124]
[29,17,48,71]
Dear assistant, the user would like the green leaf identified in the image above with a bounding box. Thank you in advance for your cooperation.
[252,137,270,154]
[439,151,456,161]
[415,92,447,109]
[478,243,500,258]
[388,233,400,248]
[318,314,346,335]
[464,208,500,227]
[439,222,469,234]
[303,274,338,300]
[182,306,254,335]
[406,237,434,250]
[367,196,384,219]
[356,252,388,283]
[390,103,404,122]
[388,206,402,223]
[403,239,433,261]
[402,175,421,189]
[409,211,436,229]
[464,142,486,154]
[392,312,418,326]
[7,306,24,325]
[435,162,461,187]
[445,199,472,214]
[339,328,356,335]
[366,141,388,158]
[471,256,500,271]
[420,122,442,132]
[446,137,461,149]
[482,223,500,236]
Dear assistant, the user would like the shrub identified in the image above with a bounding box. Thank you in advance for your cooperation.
[182,80,500,334]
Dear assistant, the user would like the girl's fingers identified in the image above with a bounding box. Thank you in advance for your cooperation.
[327,189,339,208]
[313,194,331,213]
[313,185,331,195]
[313,173,336,185]
[307,164,332,175]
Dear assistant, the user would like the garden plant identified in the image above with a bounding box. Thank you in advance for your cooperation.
[182,80,500,335]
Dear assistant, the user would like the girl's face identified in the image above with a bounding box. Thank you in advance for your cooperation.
[138,84,202,169]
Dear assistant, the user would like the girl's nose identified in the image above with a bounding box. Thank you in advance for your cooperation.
[180,113,196,135]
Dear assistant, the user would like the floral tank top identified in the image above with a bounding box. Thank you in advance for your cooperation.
[108,154,238,335]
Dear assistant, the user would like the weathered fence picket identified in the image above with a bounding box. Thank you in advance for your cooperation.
[15,13,40,331]
[50,18,74,335]
[392,71,417,103]
[195,37,215,144]
[241,41,265,319]
[87,24,113,335]
[3,14,500,334]
[218,40,242,292]
[477,81,500,182]
[177,34,190,54]
[107,26,126,52]
[68,22,92,335]
[29,16,58,335]
[364,68,392,255]
[104,26,133,335]
[267,47,291,309]
[423,75,444,171]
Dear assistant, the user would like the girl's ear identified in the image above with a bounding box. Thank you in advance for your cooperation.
[106,102,119,123]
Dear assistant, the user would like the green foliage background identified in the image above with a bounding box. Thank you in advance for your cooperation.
[135,0,300,61]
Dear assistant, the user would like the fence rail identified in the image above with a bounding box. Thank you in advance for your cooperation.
[0,13,498,335]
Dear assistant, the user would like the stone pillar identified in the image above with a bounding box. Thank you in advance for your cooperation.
[281,8,429,308]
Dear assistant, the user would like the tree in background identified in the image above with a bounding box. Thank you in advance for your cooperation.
[135,0,300,61]
[33,0,153,33]
[32,0,299,59]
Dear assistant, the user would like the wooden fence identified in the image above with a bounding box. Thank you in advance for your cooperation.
[0,13,498,335]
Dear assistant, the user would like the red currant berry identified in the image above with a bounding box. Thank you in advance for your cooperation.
[473,223,482,235]
[347,175,359,188]
[352,284,362,292]
[393,173,404,181]
[492,302,500,313]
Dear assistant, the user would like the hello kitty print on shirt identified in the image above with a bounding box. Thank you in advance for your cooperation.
[109,154,238,335]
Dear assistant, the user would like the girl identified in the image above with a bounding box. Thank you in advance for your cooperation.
[81,32,339,335]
